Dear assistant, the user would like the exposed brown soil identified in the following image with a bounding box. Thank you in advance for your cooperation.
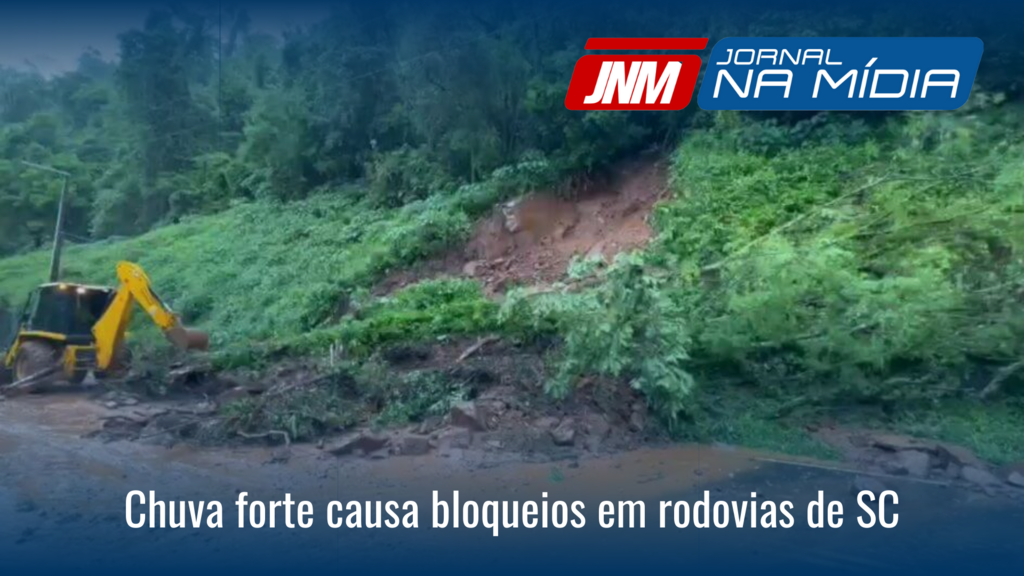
[377,154,669,295]
[375,338,659,457]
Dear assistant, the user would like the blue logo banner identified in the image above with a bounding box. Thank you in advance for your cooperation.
[697,37,984,111]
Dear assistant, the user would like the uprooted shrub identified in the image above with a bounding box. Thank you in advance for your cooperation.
[500,252,696,428]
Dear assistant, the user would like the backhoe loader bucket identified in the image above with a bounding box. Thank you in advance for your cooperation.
[165,325,210,352]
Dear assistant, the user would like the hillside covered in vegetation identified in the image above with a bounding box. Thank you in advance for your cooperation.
[2,1,1024,461]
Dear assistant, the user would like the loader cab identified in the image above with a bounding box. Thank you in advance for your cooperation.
[22,283,116,345]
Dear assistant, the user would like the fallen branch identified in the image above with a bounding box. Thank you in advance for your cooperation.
[457,336,499,363]
[264,373,334,399]
[0,366,60,394]
[237,429,292,446]
[701,176,893,274]
[850,203,994,240]
[979,359,1024,400]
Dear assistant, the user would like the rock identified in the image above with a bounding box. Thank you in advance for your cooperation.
[449,401,486,431]
[437,427,473,451]
[935,443,985,470]
[961,466,1000,487]
[629,409,646,433]
[462,260,483,276]
[1006,472,1024,489]
[533,417,560,431]
[415,416,444,435]
[584,414,611,439]
[325,432,390,457]
[870,434,933,453]
[851,476,888,496]
[899,450,931,478]
[166,364,210,388]
[473,397,508,431]
[394,434,432,456]
[583,414,611,452]
[939,463,962,480]
[586,242,606,261]
[551,419,576,447]
[883,450,931,478]
[368,448,390,460]
[88,415,147,442]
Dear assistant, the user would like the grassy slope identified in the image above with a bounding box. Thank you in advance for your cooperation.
[0,193,472,351]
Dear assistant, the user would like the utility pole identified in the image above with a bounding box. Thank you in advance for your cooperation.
[21,161,72,282]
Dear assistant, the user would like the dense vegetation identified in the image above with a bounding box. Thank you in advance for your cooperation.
[2,2,1024,459]
[3,2,1023,256]
[509,102,1024,449]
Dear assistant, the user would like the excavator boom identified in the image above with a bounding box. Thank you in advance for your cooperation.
[92,261,209,370]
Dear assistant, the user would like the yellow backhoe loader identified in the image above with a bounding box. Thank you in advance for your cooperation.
[0,261,209,388]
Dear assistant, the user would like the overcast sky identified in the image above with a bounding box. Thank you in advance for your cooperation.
[0,3,327,76]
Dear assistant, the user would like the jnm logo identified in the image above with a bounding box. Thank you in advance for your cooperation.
[566,37,983,112]
[564,38,707,111]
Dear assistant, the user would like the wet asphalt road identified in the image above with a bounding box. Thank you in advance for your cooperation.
[1,395,1022,574]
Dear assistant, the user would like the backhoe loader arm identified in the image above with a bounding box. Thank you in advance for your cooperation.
[92,261,208,370]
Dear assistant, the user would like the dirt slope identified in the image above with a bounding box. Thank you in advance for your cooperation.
[378,155,669,295]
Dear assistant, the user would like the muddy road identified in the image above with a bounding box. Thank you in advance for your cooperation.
[1,394,1022,573]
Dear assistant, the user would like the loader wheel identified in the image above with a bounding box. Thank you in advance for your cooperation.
[14,340,61,383]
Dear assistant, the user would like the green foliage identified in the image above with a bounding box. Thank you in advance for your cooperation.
[220,360,468,441]
[3,3,1019,259]
[657,105,1024,405]
[367,145,453,207]
[501,253,695,427]
[359,363,469,427]
[284,278,499,358]
[221,370,360,441]
[491,104,1024,432]
[239,88,313,201]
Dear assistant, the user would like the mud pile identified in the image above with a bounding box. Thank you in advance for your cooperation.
[378,155,669,295]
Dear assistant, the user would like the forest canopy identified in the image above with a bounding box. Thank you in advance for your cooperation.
[2,1,1022,256]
